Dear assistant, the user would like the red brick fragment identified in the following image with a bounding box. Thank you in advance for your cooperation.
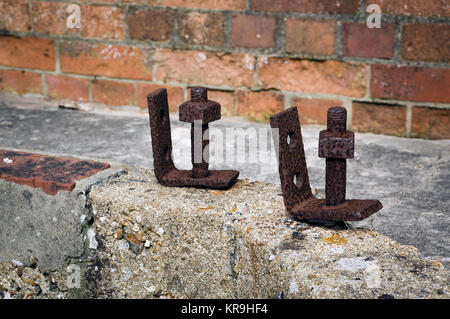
[0,150,110,195]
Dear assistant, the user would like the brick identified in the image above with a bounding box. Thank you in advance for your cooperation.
[147,0,246,10]
[178,12,225,47]
[117,0,144,3]
[236,90,284,122]
[138,83,184,111]
[60,42,153,80]
[81,5,125,40]
[257,57,367,97]
[0,69,42,95]
[128,9,173,42]
[208,90,235,117]
[46,75,89,102]
[155,49,255,87]
[292,98,342,125]
[0,149,110,195]
[411,107,450,139]
[372,0,450,17]
[232,15,276,48]
[285,19,336,55]
[0,0,31,32]
[32,2,76,35]
[371,65,450,103]
[342,23,395,59]
[250,0,360,14]
[0,36,55,71]
[92,80,135,106]
[352,102,406,136]
[402,24,450,63]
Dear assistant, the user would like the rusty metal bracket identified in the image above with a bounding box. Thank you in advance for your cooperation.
[270,106,382,222]
[147,87,239,189]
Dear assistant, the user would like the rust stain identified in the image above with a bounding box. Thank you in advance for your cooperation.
[21,277,37,286]
[125,233,142,245]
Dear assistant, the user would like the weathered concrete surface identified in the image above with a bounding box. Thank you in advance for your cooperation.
[0,165,448,299]
[0,147,123,272]
[84,168,449,298]
[0,93,449,265]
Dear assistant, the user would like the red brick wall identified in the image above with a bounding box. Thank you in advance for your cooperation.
[0,0,449,139]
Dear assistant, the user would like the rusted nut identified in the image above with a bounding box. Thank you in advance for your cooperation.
[179,87,221,125]
[318,131,354,159]
[318,107,354,159]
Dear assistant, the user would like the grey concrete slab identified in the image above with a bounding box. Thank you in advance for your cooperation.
[0,150,125,272]
[0,93,449,264]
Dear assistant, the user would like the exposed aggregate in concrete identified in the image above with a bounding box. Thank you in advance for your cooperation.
[83,168,449,299]
[0,167,448,299]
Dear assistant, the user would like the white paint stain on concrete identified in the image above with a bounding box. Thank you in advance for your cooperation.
[289,278,299,294]
[336,257,374,272]
[121,267,131,281]
[88,228,98,250]
[326,245,345,254]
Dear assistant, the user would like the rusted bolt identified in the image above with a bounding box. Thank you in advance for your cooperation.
[179,87,221,178]
[191,86,208,103]
[318,107,354,206]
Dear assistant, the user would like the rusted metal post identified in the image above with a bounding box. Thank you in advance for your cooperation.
[189,87,210,178]
[323,107,348,205]
[191,122,209,178]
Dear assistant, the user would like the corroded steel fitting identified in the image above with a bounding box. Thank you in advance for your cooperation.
[147,87,239,189]
[270,106,382,222]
